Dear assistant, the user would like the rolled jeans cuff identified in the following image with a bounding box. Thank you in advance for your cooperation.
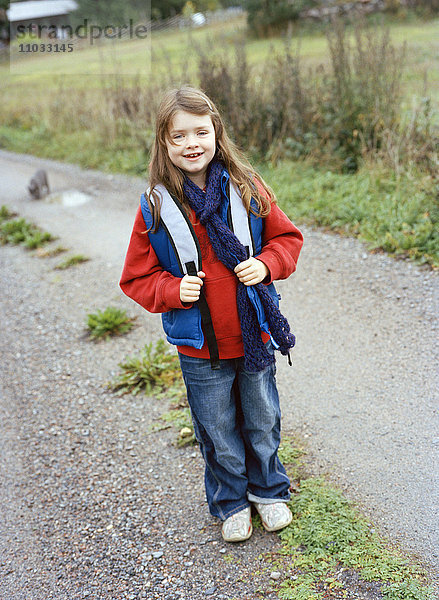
[247,492,290,504]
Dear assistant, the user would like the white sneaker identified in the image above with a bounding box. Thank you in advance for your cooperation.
[221,507,253,542]
[253,502,292,532]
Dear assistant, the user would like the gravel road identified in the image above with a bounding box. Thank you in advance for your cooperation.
[1,149,438,598]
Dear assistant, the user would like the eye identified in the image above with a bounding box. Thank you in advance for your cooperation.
[171,133,185,144]
[198,130,208,136]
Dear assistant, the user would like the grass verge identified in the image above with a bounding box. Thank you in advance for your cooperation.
[264,436,434,600]
[258,161,439,268]
[0,124,149,177]
[1,121,436,266]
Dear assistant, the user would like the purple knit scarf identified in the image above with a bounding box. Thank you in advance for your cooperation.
[183,160,295,372]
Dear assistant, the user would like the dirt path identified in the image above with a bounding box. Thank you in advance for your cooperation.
[1,149,438,596]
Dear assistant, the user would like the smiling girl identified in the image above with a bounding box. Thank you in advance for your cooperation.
[120,87,303,542]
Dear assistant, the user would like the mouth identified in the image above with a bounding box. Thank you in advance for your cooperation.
[184,152,203,159]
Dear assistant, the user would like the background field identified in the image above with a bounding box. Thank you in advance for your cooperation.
[1,13,438,266]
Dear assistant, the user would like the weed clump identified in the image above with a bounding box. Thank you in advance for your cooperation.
[86,306,135,340]
[0,205,16,221]
[54,254,89,269]
[0,216,53,248]
[35,245,68,258]
[160,408,196,447]
[196,19,418,173]
[110,339,184,396]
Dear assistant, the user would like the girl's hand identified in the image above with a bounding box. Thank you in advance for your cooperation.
[234,258,269,286]
[180,271,205,303]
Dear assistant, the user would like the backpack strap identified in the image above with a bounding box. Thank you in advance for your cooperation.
[146,185,202,275]
[185,260,220,370]
[228,181,256,257]
[145,187,219,369]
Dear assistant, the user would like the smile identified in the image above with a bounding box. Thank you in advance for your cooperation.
[184,152,203,159]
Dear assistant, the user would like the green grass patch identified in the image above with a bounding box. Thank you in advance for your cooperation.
[0,124,149,177]
[110,339,185,397]
[265,461,435,600]
[0,215,54,249]
[22,229,55,250]
[278,436,306,482]
[259,161,439,267]
[54,254,90,269]
[86,306,135,340]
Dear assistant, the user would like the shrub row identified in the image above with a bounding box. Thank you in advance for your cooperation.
[196,19,437,173]
[100,18,437,174]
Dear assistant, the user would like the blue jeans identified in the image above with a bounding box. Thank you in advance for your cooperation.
[178,343,291,521]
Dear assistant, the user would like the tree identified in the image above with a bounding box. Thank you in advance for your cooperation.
[195,0,221,10]
[245,0,317,35]
[151,0,186,19]
[73,0,178,26]
[73,0,132,27]
[0,0,9,43]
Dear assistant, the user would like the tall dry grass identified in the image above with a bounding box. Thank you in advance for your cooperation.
[2,18,437,176]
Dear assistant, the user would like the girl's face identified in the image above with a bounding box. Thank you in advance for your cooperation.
[166,110,216,189]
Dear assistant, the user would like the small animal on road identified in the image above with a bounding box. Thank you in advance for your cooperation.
[28,169,49,199]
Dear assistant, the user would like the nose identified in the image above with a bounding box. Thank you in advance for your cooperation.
[186,134,199,148]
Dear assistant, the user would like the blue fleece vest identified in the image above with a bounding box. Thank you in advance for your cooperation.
[140,170,280,349]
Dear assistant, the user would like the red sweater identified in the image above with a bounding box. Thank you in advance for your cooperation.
[120,194,303,359]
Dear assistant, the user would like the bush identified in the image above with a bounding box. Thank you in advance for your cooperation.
[322,19,406,171]
[405,0,439,16]
[197,19,413,172]
[197,42,264,152]
[245,0,317,36]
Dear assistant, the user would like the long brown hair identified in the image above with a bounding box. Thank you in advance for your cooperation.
[147,86,275,232]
